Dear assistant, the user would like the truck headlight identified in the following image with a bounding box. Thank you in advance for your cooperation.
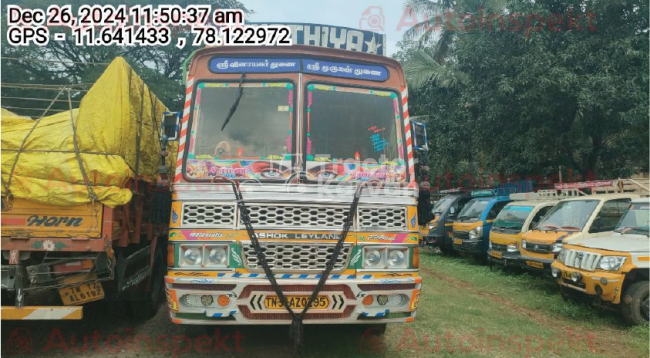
[363,247,409,269]
[205,245,228,267]
[387,249,408,269]
[507,243,518,252]
[469,226,483,240]
[183,247,202,266]
[180,245,229,268]
[551,243,563,253]
[557,248,567,262]
[364,248,385,268]
[521,239,527,249]
[428,222,436,230]
[598,256,626,271]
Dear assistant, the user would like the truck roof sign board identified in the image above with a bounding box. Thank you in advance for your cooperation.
[208,58,389,81]
[302,59,388,81]
[208,58,301,73]
[250,23,387,56]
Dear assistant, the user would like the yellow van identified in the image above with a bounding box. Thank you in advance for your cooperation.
[488,191,560,267]
[520,193,639,272]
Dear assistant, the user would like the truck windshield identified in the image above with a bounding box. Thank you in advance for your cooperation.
[535,200,599,232]
[615,203,650,236]
[457,199,489,222]
[304,84,406,183]
[185,81,294,180]
[493,205,534,233]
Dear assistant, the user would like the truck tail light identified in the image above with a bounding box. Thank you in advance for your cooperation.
[52,259,93,274]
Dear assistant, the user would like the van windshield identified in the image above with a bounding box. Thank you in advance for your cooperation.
[535,200,599,232]
[432,196,457,214]
[457,199,490,222]
[493,205,534,233]
[615,203,650,236]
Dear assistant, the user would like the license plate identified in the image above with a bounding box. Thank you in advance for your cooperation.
[453,238,463,245]
[526,261,544,269]
[264,295,329,310]
[489,251,503,259]
[561,270,572,280]
[59,282,104,305]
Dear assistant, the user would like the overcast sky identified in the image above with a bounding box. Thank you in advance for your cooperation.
[242,0,419,56]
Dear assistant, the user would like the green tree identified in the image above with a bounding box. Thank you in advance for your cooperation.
[400,0,649,184]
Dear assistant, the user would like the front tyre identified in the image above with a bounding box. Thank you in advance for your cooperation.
[127,248,165,320]
[620,281,649,325]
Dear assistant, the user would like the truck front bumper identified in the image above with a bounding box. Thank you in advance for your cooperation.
[520,255,554,272]
[487,250,522,267]
[165,274,421,325]
[452,239,484,254]
[550,261,625,304]
[1,306,83,320]
[423,234,443,246]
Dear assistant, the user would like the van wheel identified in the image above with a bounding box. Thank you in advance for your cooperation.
[127,248,165,320]
[620,281,649,325]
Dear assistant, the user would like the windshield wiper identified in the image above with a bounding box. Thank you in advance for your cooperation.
[221,73,246,131]
[616,226,650,234]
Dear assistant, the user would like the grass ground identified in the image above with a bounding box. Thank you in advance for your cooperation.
[342,248,649,358]
[3,248,648,358]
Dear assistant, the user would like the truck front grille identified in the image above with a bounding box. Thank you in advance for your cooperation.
[244,204,349,229]
[525,242,552,254]
[180,203,409,231]
[241,242,352,273]
[182,203,235,226]
[560,250,601,271]
[358,207,407,230]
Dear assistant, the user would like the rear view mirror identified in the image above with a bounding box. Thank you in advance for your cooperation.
[162,112,180,140]
[411,121,428,151]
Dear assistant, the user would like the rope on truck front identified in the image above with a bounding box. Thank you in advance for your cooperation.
[217,176,379,356]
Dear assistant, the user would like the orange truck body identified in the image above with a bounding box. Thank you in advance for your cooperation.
[1,180,169,320]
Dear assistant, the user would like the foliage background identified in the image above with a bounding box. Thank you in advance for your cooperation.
[396,0,649,187]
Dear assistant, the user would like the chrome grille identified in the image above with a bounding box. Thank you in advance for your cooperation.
[358,207,407,230]
[525,242,552,254]
[562,250,601,271]
[243,204,349,229]
[241,242,352,272]
[182,203,235,226]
